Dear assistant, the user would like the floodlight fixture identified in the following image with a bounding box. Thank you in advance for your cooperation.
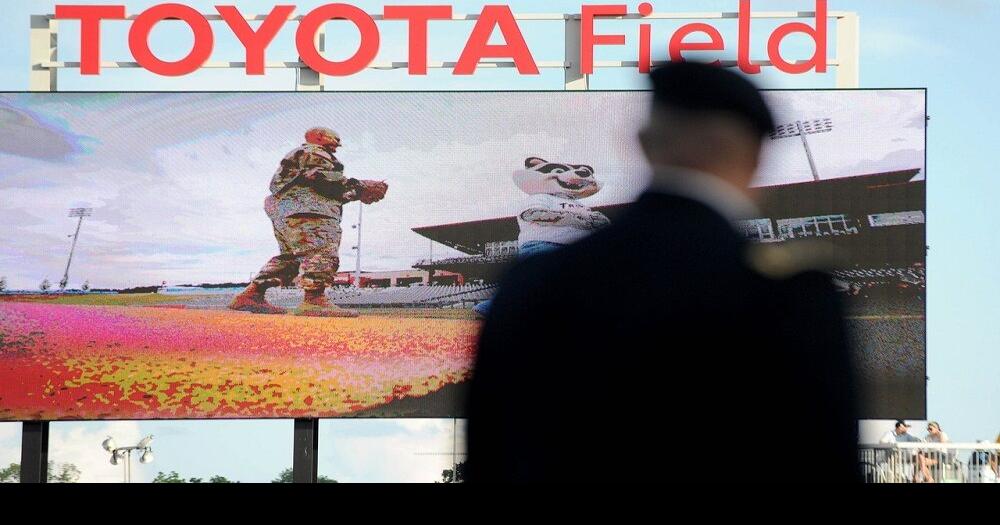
[769,118,833,182]
[101,434,155,483]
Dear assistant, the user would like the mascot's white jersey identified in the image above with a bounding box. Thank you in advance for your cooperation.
[517,193,601,245]
[512,157,609,247]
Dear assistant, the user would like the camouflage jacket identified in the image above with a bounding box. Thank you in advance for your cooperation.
[267,143,349,219]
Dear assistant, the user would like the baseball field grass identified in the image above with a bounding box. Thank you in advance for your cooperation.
[0,297,479,420]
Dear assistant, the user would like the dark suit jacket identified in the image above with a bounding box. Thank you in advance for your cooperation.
[466,191,859,482]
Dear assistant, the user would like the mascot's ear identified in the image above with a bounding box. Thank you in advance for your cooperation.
[525,157,547,168]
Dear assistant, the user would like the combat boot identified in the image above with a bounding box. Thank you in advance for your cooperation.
[228,281,287,314]
[293,288,359,318]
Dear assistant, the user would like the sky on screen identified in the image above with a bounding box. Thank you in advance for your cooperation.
[0,90,923,289]
[0,0,998,482]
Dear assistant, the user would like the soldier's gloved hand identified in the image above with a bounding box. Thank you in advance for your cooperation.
[356,180,389,204]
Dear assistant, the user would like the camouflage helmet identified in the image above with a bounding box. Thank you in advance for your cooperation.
[305,127,341,146]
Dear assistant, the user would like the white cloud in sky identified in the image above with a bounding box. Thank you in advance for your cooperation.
[47,421,145,483]
[0,423,20,469]
[320,419,465,483]
[759,90,925,185]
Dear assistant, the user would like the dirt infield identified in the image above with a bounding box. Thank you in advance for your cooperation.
[0,301,479,420]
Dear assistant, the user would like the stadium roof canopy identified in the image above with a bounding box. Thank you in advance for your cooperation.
[412,169,923,255]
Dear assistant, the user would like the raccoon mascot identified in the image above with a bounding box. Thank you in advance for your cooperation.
[473,157,609,318]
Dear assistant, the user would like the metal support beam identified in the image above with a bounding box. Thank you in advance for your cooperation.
[292,418,319,483]
[835,13,860,88]
[20,421,49,483]
[296,29,325,91]
[29,15,57,92]
[563,16,587,90]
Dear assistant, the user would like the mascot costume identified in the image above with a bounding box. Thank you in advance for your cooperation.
[473,156,609,318]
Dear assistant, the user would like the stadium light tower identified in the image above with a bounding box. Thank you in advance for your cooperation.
[769,118,833,182]
[59,208,93,291]
[101,434,154,483]
[352,203,363,287]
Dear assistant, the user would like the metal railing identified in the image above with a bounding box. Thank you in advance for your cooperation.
[859,443,1000,483]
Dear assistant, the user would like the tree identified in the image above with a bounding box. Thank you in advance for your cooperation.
[0,276,7,293]
[39,278,51,292]
[0,462,81,483]
[440,461,466,483]
[81,280,90,292]
[0,463,18,483]
[152,471,236,483]
[208,475,234,483]
[271,467,337,483]
[153,471,185,483]
[49,462,81,483]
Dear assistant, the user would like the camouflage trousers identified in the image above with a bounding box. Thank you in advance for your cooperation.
[255,213,342,290]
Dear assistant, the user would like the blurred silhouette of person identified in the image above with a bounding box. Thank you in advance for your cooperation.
[466,62,858,483]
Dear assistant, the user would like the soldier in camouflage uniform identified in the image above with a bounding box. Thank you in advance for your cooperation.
[229,127,388,317]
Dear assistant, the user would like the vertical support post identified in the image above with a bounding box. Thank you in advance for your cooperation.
[835,13,859,88]
[296,27,325,91]
[20,421,49,483]
[292,418,319,483]
[563,15,587,90]
[29,15,57,92]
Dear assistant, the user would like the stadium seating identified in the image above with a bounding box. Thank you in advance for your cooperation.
[324,282,497,308]
[833,265,925,289]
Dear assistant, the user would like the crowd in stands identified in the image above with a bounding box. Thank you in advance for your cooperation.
[327,282,496,307]
[871,420,1000,483]
[834,264,926,294]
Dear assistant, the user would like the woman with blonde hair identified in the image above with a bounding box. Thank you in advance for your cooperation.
[915,421,950,482]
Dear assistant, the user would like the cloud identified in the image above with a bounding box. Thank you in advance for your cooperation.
[0,423,20,468]
[757,90,925,185]
[0,103,89,162]
[321,419,465,482]
[47,421,145,483]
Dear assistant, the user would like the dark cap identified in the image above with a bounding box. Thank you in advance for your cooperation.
[648,61,775,137]
[894,419,911,428]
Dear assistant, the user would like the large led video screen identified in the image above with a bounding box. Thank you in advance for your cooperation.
[0,90,925,420]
